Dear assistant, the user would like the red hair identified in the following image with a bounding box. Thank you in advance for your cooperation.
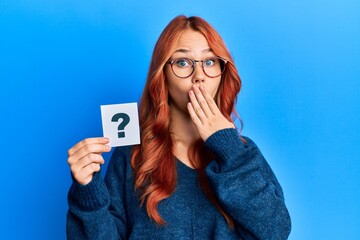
[131,16,242,227]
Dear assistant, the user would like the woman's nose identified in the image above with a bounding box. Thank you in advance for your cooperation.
[192,63,205,84]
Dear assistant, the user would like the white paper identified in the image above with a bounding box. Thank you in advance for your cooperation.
[100,102,140,147]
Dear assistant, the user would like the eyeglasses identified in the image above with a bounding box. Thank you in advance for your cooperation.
[167,57,227,78]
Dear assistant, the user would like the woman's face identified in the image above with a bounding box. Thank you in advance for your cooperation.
[165,29,222,114]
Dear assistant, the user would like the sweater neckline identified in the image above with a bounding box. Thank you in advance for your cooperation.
[176,158,197,173]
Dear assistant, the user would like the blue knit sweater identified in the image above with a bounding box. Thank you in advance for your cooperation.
[67,128,291,239]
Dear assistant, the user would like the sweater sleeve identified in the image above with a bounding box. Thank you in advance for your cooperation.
[204,128,291,240]
[66,147,129,240]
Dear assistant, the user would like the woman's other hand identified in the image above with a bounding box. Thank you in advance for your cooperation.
[187,85,235,141]
[67,137,111,185]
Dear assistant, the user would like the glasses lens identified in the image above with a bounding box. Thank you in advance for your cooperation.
[203,57,226,78]
[172,58,194,78]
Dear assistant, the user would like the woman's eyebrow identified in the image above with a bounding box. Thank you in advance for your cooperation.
[173,48,191,53]
[173,48,213,54]
[202,48,213,53]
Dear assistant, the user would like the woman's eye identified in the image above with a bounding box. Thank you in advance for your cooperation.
[204,59,215,67]
[176,59,191,67]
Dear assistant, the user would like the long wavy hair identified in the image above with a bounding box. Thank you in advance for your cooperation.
[130,15,242,227]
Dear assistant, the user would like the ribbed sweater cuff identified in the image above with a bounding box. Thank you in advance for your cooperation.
[204,128,246,163]
[68,172,110,211]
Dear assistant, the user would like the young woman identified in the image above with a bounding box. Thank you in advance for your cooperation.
[67,15,291,239]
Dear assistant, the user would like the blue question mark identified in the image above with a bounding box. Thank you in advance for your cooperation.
[111,113,130,138]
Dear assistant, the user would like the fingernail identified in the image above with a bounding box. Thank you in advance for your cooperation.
[105,145,111,150]
[199,85,205,90]
[189,90,194,96]
[104,137,109,141]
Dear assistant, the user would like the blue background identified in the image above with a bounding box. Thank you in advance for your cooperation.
[1,1,359,239]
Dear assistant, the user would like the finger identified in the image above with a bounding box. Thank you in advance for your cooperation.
[199,85,221,115]
[73,163,101,185]
[70,153,105,173]
[192,85,213,117]
[189,89,207,124]
[187,102,203,127]
[68,137,109,156]
[68,143,111,166]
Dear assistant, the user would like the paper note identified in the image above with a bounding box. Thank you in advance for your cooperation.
[100,102,140,147]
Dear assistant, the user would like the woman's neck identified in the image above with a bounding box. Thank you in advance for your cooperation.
[169,105,200,168]
[170,107,199,144]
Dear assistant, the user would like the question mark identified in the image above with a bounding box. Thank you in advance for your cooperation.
[111,113,130,138]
